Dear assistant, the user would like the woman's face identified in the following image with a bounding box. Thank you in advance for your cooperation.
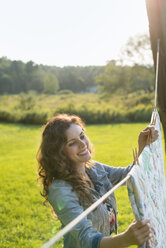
[63,123,91,166]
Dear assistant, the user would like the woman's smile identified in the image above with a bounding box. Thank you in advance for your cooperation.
[78,149,89,157]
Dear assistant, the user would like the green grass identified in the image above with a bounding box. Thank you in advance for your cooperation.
[0,122,165,248]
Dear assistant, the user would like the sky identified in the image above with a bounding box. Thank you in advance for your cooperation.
[0,0,149,67]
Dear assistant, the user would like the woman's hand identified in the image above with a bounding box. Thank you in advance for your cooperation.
[138,125,159,156]
[123,219,151,246]
[99,219,151,248]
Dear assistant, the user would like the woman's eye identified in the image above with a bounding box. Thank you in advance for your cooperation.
[80,135,85,140]
[68,142,75,147]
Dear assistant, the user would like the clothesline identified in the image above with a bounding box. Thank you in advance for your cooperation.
[154,39,160,109]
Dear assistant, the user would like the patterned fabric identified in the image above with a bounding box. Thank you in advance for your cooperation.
[105,203,116,234]
[127,110,166,248]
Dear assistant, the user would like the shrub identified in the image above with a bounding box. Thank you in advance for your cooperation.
[57,90,73,95]
[19,111,48,124]
[126,105,152,122]
[0,110,18,123]
[17,93,36,111]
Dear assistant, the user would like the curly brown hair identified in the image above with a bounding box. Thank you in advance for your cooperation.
[36,114,94,205]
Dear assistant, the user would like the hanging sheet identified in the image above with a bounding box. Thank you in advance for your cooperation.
[127,110,166,248]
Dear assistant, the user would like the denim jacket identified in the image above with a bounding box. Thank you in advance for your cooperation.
[48,162,132,248]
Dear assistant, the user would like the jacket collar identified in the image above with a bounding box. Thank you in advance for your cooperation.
[85,163,108,192]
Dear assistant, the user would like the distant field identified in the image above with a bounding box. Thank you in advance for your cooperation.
[0,122,165,248]
[0,92,155,125]
[0,92,154,112]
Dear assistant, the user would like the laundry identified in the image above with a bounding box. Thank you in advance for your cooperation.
[127,110,166,248]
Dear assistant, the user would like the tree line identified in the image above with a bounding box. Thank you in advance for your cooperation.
[0,34,155,95]
[96,60,155,96]
[0,57,104,94]
[0,57,155,95]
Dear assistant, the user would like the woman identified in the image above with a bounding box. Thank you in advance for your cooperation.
[37,113,158,248]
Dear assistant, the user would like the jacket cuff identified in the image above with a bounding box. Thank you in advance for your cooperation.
[92,233,108,248]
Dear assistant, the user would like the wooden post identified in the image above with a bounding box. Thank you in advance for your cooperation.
[146,0,166,152]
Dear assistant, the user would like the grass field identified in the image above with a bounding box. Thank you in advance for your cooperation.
[0,122,165,248]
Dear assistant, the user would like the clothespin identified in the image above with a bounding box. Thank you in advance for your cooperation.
[151,110,157,125]
[147,132,151,148]
[147,110,157,147]
[132,147,139,165]
[147,109,157,145]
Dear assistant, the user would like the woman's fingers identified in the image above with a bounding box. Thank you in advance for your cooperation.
[137,227,151,245]
[125,219,152,246]
[141,125,159,144]
[134,219,149,227]
[134,219,150,233]
[132,220,151,245]
[148,128,159,143]
[151,129,159,142]
[138,223,151,236]
[138,125,159,155]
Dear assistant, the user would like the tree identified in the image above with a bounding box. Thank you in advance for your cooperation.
[95,60,129,95]
[44,73,59,94]
[25,61,44,93]
[10,60,25,93]
[129,65,155,93]
[0,74,13,93]
[0,57,12,94]
[95,33,156,96]
[58,71,85,93]
[119,34,153,67]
